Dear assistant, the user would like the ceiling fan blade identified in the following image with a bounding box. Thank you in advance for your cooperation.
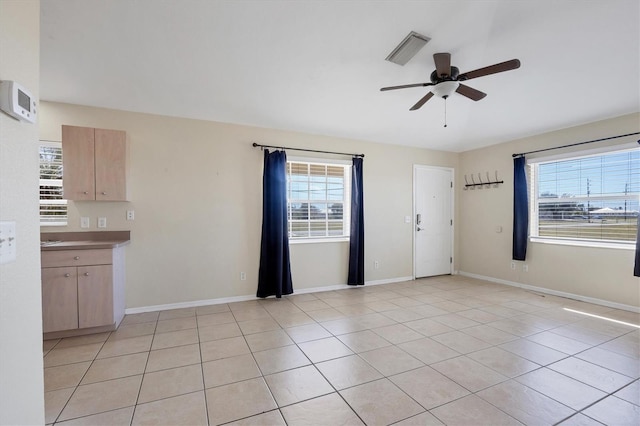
[459,59,521,81]
[409,92,434,111]
[456,84,487,101]
[434,53,451,77]
[380,82,432,91]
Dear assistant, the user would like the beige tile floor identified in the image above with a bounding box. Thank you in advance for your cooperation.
[43,276,640,425]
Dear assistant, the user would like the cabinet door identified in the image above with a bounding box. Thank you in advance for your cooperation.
[95,128,127,201]
[42,267,78,333]
[78,265,113,328]
[62,125,95,200]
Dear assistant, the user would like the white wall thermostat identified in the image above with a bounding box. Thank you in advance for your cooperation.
[0,80,37,123]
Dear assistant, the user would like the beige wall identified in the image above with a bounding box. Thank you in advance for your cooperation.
[40,102,458,308]
[458,113,640,308]
[0,0,45,424]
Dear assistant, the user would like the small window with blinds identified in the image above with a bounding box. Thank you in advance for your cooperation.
[287,159,350,240]
[40,142,67,226]
[529,147,639,245]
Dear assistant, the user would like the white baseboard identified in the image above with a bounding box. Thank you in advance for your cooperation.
[125,276,414,315]
[458,271,640,313]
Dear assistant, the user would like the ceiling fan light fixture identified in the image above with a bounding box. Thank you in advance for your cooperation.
[385,31,430,66]
[431,81,460,98]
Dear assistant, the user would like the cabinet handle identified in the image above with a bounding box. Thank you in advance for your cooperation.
[84,272,90,276]
[64,273,71,278]
[74,256,80,260]
[83,191,88,195]
[101,191,107,195]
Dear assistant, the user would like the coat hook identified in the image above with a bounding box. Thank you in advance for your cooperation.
[494,170,499,188]
[477,173,483,189]
[486,172,491,188]
[463,174,469,190]
[470,174,476,189]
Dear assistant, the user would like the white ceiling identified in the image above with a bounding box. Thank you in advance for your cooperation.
[40,0,640,152]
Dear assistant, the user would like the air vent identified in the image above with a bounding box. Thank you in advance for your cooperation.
[385,31,430,66]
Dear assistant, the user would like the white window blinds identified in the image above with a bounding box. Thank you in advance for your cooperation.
[530,148,639,244]
[287,160,350,240]
[39,142,67,226]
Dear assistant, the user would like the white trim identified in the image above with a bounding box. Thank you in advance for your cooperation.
[125,295,257,315]
[530,237,635,251]
[526,142,638,163]
[124,276,414,314]
[289,237,349,245]
[288,155,351,166]
[366,276,414,286]
[458,271,640,313]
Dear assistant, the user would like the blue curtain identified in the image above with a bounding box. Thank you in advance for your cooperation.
[348,157,364,285]
[634,215,640,277]
[513,156,528,261]
[257,149,293,298]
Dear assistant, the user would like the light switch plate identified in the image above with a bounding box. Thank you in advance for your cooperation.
[0,221,17,264]
[98,217,107,228]
[81,217,90,228]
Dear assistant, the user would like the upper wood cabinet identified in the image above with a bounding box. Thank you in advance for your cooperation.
[62,125,128,201]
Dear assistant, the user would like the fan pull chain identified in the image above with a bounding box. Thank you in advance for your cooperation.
[443,96,448,128]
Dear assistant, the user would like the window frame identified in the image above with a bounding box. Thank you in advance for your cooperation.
[39,141,68,227]
[286,156,351,244]
[527,144,639,250]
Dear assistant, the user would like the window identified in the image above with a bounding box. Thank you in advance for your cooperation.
[287,159,350,240]
[529,147,639,246]
[39,142,67,226]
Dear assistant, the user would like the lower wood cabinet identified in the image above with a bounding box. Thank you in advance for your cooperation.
[77,264,113,328]
[41,248,125,336]
[41,266,78,333]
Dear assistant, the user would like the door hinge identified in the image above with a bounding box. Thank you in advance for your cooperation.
[450,181,453,188]
[450,257,453,264]
[450,219,453,226]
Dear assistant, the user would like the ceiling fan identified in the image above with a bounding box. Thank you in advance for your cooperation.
[381,53,521,111]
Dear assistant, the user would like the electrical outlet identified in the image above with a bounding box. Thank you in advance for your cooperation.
[126,210,135,221]
[523,264,529,272]
[374,260,379,269]
[80,217,90,228]
[510,261,516,270]
[240,272,246,281]
[98,217,107,228]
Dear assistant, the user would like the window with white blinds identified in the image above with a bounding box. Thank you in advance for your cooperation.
[287,160,350,240]
[39,142,67,226]
[529,147,639,245]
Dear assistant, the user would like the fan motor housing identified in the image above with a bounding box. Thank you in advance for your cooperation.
[431,66,460,83]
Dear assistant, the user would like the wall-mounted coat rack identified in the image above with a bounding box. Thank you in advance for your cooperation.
[464,171,503,190]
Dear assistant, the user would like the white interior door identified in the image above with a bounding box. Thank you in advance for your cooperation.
[414,166,453,278]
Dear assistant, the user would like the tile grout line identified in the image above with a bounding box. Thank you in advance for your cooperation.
[43,278,639,425]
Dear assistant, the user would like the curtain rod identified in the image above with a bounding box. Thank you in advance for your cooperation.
[512,132,640,158]
[252,142,364,158]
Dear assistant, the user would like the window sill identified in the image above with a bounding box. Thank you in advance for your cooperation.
[530,237,636,251]
[289,237,349,245]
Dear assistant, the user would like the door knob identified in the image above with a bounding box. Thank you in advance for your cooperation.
[416,227,423,231]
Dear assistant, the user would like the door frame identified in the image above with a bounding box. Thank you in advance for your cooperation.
[412,164,455,279]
